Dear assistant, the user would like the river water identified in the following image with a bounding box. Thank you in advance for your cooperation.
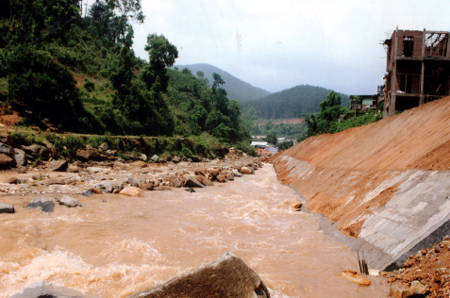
[0,164,388,297]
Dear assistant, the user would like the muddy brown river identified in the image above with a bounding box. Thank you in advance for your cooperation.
[0,164,388,297]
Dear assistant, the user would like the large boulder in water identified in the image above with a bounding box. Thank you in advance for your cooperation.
[0,203,14,213]
[26,197,55,213]
[127,252,271,298]
[10,281,99,298]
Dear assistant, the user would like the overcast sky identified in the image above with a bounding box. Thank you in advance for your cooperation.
[130,0,450,95]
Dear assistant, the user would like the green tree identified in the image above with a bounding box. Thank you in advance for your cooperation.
[303,91,345,136]
[141,33,178,92]
[265,133,277,145]
[107,0,144,43]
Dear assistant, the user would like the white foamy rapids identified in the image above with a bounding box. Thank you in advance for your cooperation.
[0,247,184,298]
[100,238,164,264]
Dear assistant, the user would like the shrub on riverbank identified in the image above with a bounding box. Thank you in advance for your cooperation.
[9,131,257,160]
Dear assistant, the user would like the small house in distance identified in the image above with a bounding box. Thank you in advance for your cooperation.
[350,95,379,111]
[382,28,450,117]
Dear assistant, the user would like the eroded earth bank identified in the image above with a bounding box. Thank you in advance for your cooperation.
[271,97,450,297]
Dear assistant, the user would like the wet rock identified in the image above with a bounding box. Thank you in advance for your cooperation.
[91,188,103,194]
[184,176,205,188]
[141,182,154,190]
[172,155,180,163]
[14,148,27,166]
[67,164,82,173]
[389,281,429,298]
[55,195,82,207]
[10,281,99,298]
[154,186,172,191]
[232,169,243,177]
[94,180,123,193]
[434,244,441,253]
[291,201,303,210]
[185,188,195,193]
[170,177,182,187]
[151,154,159,162]
[216,174,227,183]
[0,142,14,157]
[26,197,55,213]
[86,167,103,174]
[208,168,220,177]
[161,154,171,162]
[191,155,201,162]
[224,170,234,181]
[0,132,13,146]
[21,144,51,160]
[76,149,101,161]
[0,153,16,168]
[131,160,147,168]
[127,177,140,188]
[119,186,143,197]
[48,185,82,194]
[138,153,147,161]
[105,149,116,156]
[39,178,65,186]
[127,252,271,298]
[4,176,18,184]
[82,190,94,197]
[0,203,14,213]
[42,140,57,157]
[202,177,214,186]
[99,142,108,152]
[339,270,371,286]
[240,166,254,174]
[47,159,68,172]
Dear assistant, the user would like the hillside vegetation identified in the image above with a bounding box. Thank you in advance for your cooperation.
[242,85,349,119]
[175,63,271,103]
[0,0,253,153]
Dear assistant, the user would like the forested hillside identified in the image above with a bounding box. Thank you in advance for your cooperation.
[0,0,251,149]
[174,63,271,103]
[241,85,349,119]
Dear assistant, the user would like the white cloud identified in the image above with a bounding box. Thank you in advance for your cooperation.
[133,0,450,94]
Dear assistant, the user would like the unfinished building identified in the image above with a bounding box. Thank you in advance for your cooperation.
[383,29,450,117]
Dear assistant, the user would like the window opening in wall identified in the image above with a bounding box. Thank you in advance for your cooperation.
[400,74,412,93]
[403,37,414,57]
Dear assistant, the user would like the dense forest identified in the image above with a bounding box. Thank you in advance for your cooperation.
[0,0,252,150]
[241,84,349,119]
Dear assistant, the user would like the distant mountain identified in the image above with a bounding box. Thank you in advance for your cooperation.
[174,63,270,103]
[241,85,349,119]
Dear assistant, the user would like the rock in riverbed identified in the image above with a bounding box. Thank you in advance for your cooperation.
[10,281,99,298]
[127,252,271,298]
[0,203,14,213]
[339,270,371,286]
[55,195,82,207]
[26,197,55,213]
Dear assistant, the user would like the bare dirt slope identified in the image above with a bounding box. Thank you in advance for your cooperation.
[271,97,450,238]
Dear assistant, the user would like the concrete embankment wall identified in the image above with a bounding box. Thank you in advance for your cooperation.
[272,97,450,270]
